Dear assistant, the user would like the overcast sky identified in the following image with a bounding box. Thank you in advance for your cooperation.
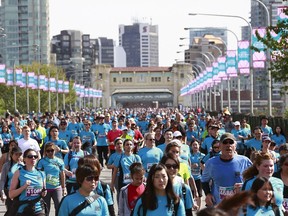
[49,0,251,66]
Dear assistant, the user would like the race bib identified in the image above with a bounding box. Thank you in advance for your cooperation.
[191,168,200,176]
[283,198,288,211]
[46,174,59,186]
[219,186,235,200]
[26,186,42,197]
[72,168,76,178]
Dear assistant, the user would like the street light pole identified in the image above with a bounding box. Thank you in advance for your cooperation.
[254,0,272,116]
[189,12,253,115]
[13,60,16,112]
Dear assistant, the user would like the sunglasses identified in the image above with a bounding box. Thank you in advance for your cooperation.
[85,175,99,182]
[222,140,234,145]
[46,149,55,153]
[84,124,90,126]
[165,164,178,170]
[213,146,220,149]
[116,142,123,145]
[147,138,155,141]
[26,155,38,159]
[60,123,67,125]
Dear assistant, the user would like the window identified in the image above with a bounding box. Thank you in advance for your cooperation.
[113,77,116,82]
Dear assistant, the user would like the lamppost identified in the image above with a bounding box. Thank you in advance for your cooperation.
[189,12,254,115]
[253,0,272,116]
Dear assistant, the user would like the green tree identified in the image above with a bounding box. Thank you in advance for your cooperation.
[0,63,76,115]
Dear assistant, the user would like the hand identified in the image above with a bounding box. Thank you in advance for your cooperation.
[192,204,199,210]
[62,188,67,196]
[65,170,73,177]
[1,193,6,202]
[110,184,115,193]
[25,180,31,187]
[205,193,215,207]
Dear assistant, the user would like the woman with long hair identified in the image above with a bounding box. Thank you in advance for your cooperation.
[271,126,286,152]
[273,154,288,214]
[111,139,141,195]
[242,152,284,209]
[9,148,47,216]
[0,140,18,172]
[36,142,65,215]
[0,146,23,210]
[1,124,13,154]
[244,177,281,216]
[160,153,196,215]
[132,163,185,216]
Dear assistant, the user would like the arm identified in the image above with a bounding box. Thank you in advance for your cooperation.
[110,167,118,193]
[9,170,30,199]
[60,170,66,196]
[0,163,9,201]
[0,154,7,172]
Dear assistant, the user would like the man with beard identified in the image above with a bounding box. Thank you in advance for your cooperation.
[201,133,252,206]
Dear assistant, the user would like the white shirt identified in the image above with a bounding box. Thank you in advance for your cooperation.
[18,138,40,153]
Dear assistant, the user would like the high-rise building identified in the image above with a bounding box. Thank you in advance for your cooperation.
[119,22,159,67]
[0,0,50,67]
[51,30,115,83]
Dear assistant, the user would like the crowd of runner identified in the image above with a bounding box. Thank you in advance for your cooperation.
[0,107,287,215]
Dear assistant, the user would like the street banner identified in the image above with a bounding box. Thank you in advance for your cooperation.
[27,72,35,88]
[64,81,69,93]
[20,72,26,88]
[39,75,46,90]
[44,77,49,91]
[252,28,266,68]
[217,56,227,78]
[15,69,23,86]
[6,69,13,86]
[84,88,89,98]
[32,76,38,89]
[49,78,56,92]
[0,64,5,83]
[57,80,63,93]
[226,50,237,75]
[80,85,85,98]
[238,40,250,74]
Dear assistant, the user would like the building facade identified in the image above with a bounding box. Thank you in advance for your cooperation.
[0,0,50,67]
[91,64,193,108]
[119,22,159,67]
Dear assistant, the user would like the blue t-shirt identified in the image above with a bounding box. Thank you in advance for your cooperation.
[242,176,284,208]
[173,182,194,210]
[201,155,252,204]
[64,150,88,183]
[58,190,109,216]
[1,132,12,145]
[132,195,185,216]
[107,152,122,166]
[113,153,141,185]
[18,168,46,213]
[271,134,286,147]
[93,123,110,146]
[156,143,167,153]
[246,138,262,150]
[6,162,23,188]
[190,152,205,180]
[59,129,73,146]
[243,205,281,216]
[261,125,273,137]
[67,122,81,138]
[37,157,64,189]
[95,181,114,205]
[138,147,163,175]
[201,136,217,153]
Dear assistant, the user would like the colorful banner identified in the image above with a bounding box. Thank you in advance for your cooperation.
[27,72,35,88]
[44,77,49,91]
[238,40,250,74]
[64,81,69,93]
[6,69,13,86]
[217,56,227,78]
[49,78,56,92]
[57,80,63,93]
[0,64,5,83]
[39,75,46,90]
[15,69,23,86]
[226,50,237,74]
[252,28,266,68]
[20,72,26,88]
